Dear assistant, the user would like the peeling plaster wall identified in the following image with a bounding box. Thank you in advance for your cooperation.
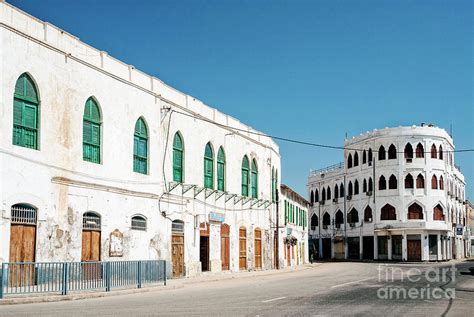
[0,3,280,277]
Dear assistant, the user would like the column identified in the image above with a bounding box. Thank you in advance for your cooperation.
[402,232,407,261]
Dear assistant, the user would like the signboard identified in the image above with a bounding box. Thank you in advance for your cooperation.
[109,229,124,257]
[209,212,225,223]
[456,225,463,236]
[286,227,292,236]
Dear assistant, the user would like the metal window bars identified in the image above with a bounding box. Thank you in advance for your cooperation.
[131,216,147,231]
[11,205,37,225]
[83,213,101,230]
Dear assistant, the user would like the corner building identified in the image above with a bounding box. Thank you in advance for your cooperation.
[308,125,467,262]
[0,2,280,277]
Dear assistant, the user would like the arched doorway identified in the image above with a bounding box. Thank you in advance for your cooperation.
[200,223,210,272]
[221,224,230,271]
[254,228,262,269]
[172,220,185,277]
[9,204,37,286]
[239,227,247,270]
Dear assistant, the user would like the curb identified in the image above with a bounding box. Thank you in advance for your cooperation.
[0,284,183,306]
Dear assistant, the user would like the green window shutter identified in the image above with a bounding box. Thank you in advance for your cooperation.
[251,159,258,199]
[284,201,288,225]
[133,119,148,174]
[173,133,184,183]
[83,98,101,163]
[12,74,39,150]
[242,169,249,196]
[22,104,37,129]
[204,158,214,189]
[217,161,225,191]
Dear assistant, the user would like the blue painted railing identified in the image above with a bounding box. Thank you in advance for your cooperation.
[0,260,166,298]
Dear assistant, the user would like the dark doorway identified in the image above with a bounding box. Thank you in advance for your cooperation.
[200,223,210,272]
[407,235,421,261]
[322,238,332,259]
[363,236,374,260]
[348,237,360,259]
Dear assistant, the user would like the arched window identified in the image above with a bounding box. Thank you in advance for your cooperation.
[362,150,367,164]
[439,145,443,160]
[364,206,373,222]
[327,186,331,200]
[439,176,444,190]
[405,174,414,189]
[363,179,367,193]
[334,184,339,199]
[416,143,424,158]
[204,143,214,189]
[217,147,225,191]
[310,190,314,204]
[83,97,101,163]
[408,202,423,220]
[335,210,344,228]
[431,144,437,159]
[251,159,258,198]
[131,215,147,231]
[379,176,387,190]
[348,181,353,196]
[348,208,359,224]
[322,212,330,227]
[368,148,373,162]
[416,174,424,188]
[315,189,319,202]
[82,212,101,230]
[353,152,359,167]
[431,175,438,189]
[322,188,326,201]
[381,204,396,220]
[389,175,397,189]
[354,180,359,195]
[310,214,318,230]
[388,144,397,159]
[241,155,249,196]
[13,73,40,149]
[347,153,353,168]
[11,203,37,225]
[378,145,386,160]
[433,204,444,221]
[340,183,344,197]
[133,118,148,174]
[404,143,413,159]
[173,132,184,182]
[368,178,373,192]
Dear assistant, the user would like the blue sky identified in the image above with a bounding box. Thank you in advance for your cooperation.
[10,0,473,199]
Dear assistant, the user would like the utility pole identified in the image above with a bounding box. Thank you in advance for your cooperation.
[275,188,280,270]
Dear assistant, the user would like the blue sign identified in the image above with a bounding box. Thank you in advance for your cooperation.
[209,212,225,223]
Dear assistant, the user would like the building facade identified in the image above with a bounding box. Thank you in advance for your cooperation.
[0,2,281,277]
[277,184,309,268]
[308,125,467,262]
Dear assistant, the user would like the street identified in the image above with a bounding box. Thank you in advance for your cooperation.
[1,261,473,316]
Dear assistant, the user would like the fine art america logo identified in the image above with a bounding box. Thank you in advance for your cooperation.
[377,264,456,300]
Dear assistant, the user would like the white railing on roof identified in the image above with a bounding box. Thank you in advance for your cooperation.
[310,162,344,176]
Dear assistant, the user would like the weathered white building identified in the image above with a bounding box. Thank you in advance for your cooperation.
[0,2,281,277]
[277,184,309,268]
[308,125,467,262]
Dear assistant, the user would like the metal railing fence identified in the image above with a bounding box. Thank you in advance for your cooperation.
[0,260,166,298]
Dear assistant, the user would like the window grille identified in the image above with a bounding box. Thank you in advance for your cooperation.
[172,220,184,233]
[11,204,37,224]
[131,216,147,231]
[83,212,101,230]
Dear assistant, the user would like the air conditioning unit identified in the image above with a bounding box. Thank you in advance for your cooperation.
[350,223,356,227]
[335,224,341,229]
[347,195,352,200]
[333,198,338,203]
[366,217,373,223]
[323,225,328,229]
[366,191,372,196]
[406,158,412,163]
[368,161,372,166]
[320,200,325,205]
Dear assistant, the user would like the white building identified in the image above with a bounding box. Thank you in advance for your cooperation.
[277,184,309,268]
[0,2,281,277]
[308,125,467,262]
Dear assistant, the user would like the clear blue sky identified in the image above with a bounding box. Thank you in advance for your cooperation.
[10,0,473,199]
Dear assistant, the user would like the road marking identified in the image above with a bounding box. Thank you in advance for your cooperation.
[330,277,374,289]
[262,296,286,303]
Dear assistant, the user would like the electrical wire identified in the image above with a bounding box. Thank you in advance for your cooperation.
[170,109,474,154]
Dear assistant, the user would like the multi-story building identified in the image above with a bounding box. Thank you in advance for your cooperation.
[465,200,473,257]
[308,125,467,262]
[0,2,281,277]
[277,184,309,267]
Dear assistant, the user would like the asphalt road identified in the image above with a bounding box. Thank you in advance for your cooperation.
[1,261,473,316]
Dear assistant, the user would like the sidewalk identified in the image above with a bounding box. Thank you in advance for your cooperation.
[0,264,321,305]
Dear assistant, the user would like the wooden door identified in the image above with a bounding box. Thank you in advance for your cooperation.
[221,224,230,271]
[239,227,247,270]
[172,235,185,277]
[407,240,421,261]
[287,244,291,266]
[9,224,36,287]
[254,229,262,269]
[81,230,101,279]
